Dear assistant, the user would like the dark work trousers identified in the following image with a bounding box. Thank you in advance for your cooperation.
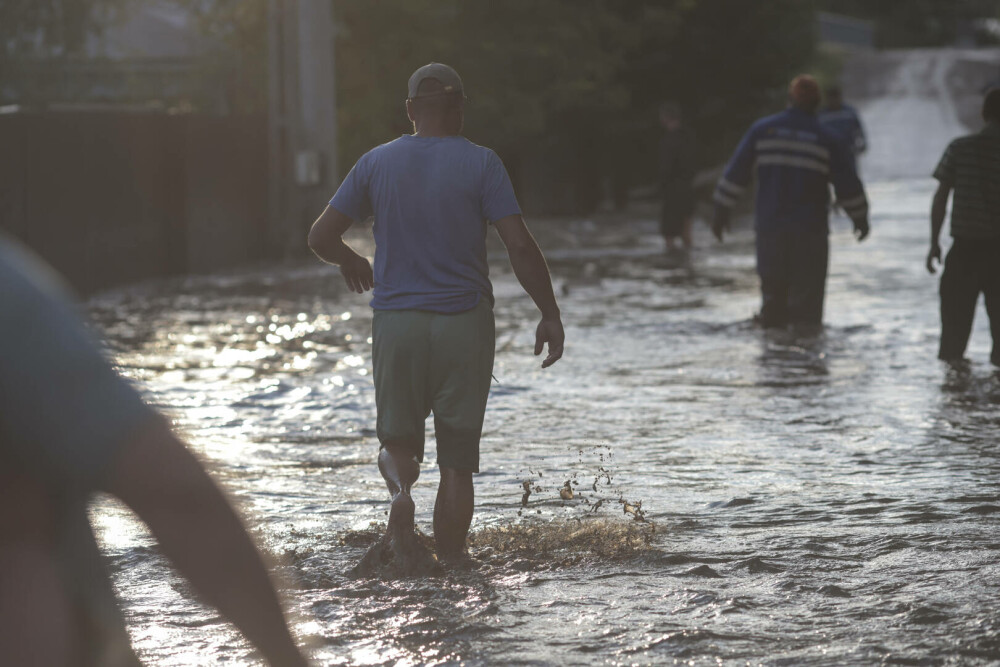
[755,232,829,328]
[938,237,1000,365]
[660,182,695,240]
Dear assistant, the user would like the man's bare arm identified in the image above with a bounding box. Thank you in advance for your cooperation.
[494,214,564,367]
[307,206,373,293]
[102,416,309,667]
[928,183,951,274]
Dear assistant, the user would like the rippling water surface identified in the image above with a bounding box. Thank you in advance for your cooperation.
[85,174,1000,665]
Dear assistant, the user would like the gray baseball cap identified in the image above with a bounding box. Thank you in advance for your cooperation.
[407,63,464,99]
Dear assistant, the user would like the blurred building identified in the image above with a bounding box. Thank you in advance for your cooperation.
[1,1,222,112]
[817,12,875,51]
[0,2,268,293]
[1,1,339,293]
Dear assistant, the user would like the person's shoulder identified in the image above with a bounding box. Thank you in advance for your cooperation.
[365,136,408,157]
[752,111,787,132]
[348,137,408,173]
[947,134,980,153]
[455,137,496,155]
[456,138,506,168]
[0,236,72,310]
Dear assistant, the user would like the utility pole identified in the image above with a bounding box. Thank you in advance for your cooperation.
[267,0,338,257]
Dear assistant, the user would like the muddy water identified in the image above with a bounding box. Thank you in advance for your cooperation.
[86,173,1000,665]
[85,48,1000,667]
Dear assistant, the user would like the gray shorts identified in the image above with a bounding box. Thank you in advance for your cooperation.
[372,299,495,472]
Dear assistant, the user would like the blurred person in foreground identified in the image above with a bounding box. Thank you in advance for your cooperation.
[927,88,1000,365]
[818,85,867,164]
[0,236,309,666]
[658,101,698,254]
[309,63,564,574]
[712,75,871,330]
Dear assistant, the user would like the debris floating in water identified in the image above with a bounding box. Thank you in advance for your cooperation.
[521,479,543,507]
[620,498,646,522]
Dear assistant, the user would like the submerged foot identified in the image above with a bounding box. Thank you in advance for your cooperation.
[350,494,440,578]
[436,551,482,571]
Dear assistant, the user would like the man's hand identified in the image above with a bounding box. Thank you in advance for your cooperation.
[711,207,730,242]
[927,243,942,274]
[534,317,564,368]
[853,217,870,242]
[494,215,564,366]
[340,250,373,294]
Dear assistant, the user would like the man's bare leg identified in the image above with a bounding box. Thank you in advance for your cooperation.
[434,467,473,560]
[377,446,420,538]
[352,445,437,577]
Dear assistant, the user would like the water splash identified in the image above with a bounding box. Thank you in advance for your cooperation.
[469,518,656,565]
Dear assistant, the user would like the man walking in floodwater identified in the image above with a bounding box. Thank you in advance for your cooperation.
[927,88,1000,365]
[658,101,698,253]
[818,85,867,163]
[309,63,564,573]
[712,75,871,329]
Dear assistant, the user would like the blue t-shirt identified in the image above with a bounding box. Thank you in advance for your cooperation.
[329,135,521,313]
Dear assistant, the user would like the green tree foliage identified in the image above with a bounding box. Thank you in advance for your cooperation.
[333,1,630,166]
[334,0,819,208]
[609,0,819,190]
[169,0,268,113]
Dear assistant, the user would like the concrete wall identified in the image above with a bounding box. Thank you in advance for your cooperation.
[0,112,268,293]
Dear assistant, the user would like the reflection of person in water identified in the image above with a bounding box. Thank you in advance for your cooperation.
[927,88,1000,366]
[711,75,871,329]
[308,63,564,573]
[658,102,698,253]
[0,236,309,666]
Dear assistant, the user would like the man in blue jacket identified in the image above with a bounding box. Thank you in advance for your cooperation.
[712,75,871,329]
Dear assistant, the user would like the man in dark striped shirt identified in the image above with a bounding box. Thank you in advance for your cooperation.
[928,88,1000,365]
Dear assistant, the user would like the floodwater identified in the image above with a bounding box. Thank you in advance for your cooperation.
[86,52,1000,666]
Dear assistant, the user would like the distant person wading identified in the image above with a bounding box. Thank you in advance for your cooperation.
[308,63,565,575]
[712,75,871,329]
[658,102,698,253]
[818,85,868,165]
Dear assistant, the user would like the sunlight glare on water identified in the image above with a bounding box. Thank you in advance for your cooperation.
[89,178,1000,664]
